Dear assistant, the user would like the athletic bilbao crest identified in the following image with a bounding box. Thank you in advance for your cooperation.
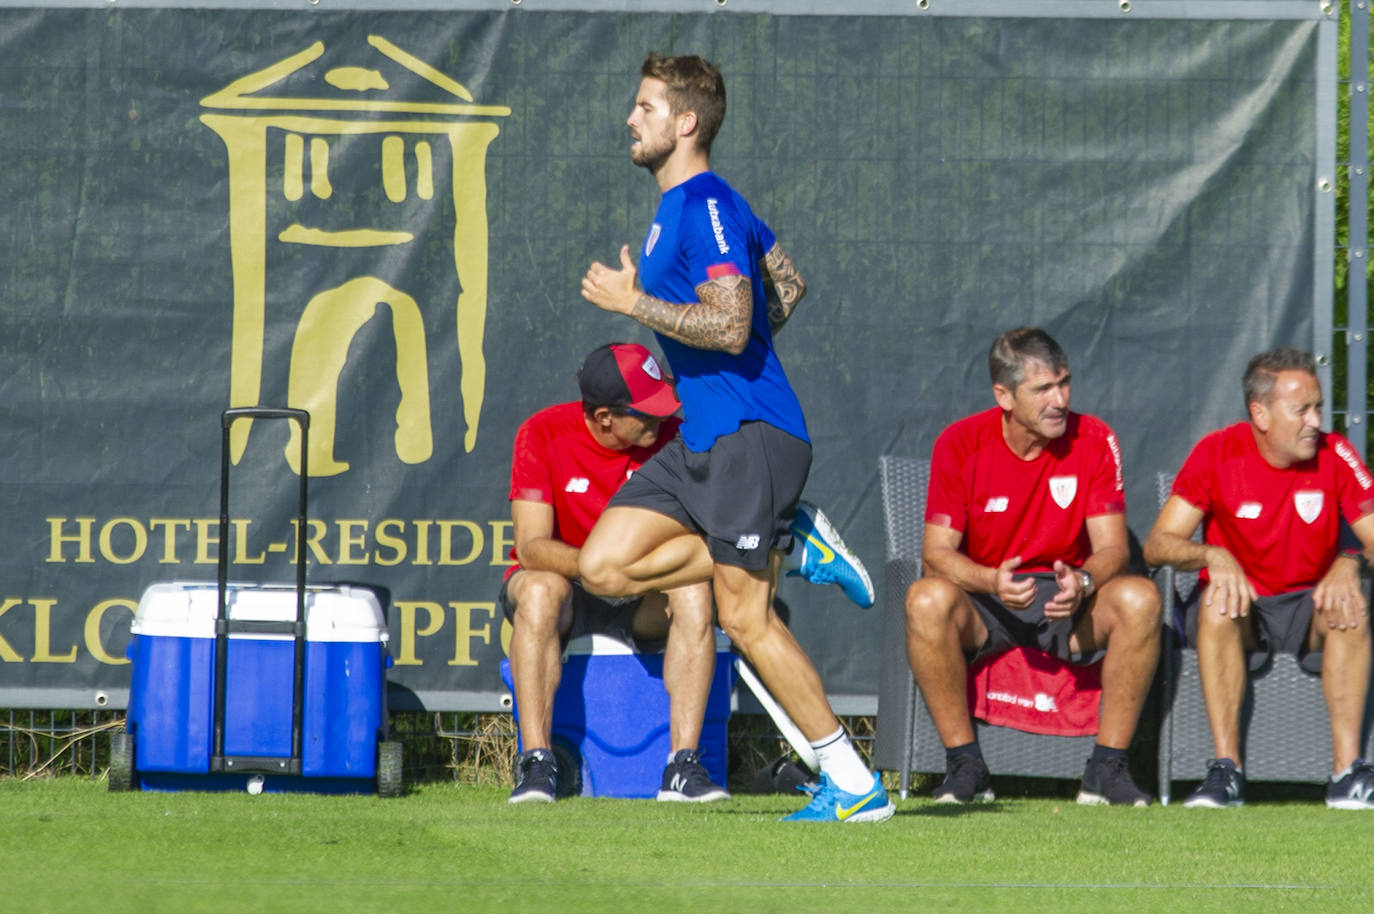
[1049,475,1078,509]
[1294,490,1324,524]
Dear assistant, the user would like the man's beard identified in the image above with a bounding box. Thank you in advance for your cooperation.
[631,134,675,174]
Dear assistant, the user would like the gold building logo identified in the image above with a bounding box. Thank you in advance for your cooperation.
[201,36,509,475]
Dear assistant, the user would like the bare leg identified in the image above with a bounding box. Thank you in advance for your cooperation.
[579,506,715,597]
[634,584,716,752]
[715,554,840,741]
[504,570,573,751]
[904,576,987,748]
[1318,620,1373,774]
[1071,575,1161,750]
[1193,587,1251,767]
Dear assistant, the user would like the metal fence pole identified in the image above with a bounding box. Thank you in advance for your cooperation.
[1349,0,1371,454]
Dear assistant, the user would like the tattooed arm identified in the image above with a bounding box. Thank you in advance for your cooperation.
[581,244,752,354]
[760,242,807,335]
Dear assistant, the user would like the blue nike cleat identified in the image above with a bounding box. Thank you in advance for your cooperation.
[787,500,876,608]
[781,772,895,823]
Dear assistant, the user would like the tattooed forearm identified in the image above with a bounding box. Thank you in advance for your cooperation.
[628,274,753,354]
[761,243,807,334]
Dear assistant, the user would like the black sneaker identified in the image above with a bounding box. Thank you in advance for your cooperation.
[1326,758,1374,810]
[1184,758,1245,809]
[1076,756,1152,807]
[932,754,995,804]
[657,749,730,802]
[509,748,558,804]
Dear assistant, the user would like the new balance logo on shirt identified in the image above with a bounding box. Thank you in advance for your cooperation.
[564,477,590,493]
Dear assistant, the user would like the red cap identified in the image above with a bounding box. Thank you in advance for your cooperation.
[578,343,679,418]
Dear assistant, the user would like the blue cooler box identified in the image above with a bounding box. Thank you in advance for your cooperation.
[501,632,735,798]
[125,581,389,792]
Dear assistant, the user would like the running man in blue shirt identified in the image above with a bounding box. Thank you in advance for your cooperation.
[578,52,892,823]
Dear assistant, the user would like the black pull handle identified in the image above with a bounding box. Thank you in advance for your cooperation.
[222,406,310,429]
[213,406,311,769]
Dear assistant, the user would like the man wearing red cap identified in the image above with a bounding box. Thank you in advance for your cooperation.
[503,342,726,804]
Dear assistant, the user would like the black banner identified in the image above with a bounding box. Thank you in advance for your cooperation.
[0,8,1319,708]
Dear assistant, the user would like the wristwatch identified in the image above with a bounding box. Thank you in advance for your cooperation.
[1078,570,1096,600]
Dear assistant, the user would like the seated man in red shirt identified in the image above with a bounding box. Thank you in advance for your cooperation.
[503,342,724,804]
[906,327,1161,806]
[1144,346,1374,809]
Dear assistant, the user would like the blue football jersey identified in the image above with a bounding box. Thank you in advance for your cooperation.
[637,171,809,451]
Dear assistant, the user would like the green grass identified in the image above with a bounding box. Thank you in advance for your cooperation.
[4,777,1372,913]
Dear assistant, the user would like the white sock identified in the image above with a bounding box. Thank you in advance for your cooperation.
[810,727,874,795]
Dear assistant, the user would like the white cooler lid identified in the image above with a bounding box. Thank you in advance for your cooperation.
[562,629,731,657]
[131,581,389,643]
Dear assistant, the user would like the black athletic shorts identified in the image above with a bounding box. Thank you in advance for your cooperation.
[609,420,812,571]
[497,574,663,652]
[969,572,1106,666]
[1184,587,1329,674]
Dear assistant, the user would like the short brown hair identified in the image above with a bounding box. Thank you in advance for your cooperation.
[988,326,1068,390]
[1243,346,1318,408]
[641,52,726,154]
